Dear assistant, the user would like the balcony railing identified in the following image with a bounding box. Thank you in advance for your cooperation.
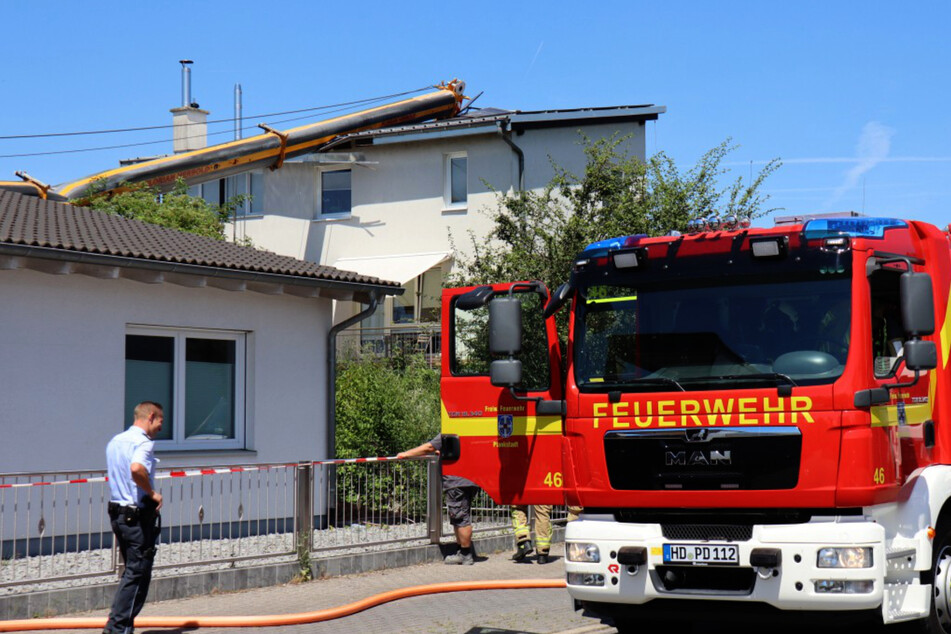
[336,324,442,364]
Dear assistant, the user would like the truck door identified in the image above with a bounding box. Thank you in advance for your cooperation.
[440,282,564,505]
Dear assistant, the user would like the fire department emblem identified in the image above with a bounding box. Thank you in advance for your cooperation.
[498,415,514,439]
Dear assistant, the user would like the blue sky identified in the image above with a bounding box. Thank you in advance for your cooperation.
[1,1,948,227]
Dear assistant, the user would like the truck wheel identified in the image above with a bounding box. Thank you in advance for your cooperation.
[927,528,951,633]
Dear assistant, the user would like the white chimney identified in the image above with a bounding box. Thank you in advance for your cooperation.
[170,59,209,153]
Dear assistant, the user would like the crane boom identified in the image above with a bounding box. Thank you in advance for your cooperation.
[3,80,466,201]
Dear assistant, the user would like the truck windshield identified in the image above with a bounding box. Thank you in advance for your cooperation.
[574,256,852,392]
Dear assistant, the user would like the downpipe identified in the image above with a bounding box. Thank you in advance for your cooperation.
[327,293,382,460]
[0,579,566,630]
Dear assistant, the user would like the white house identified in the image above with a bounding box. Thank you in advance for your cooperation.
[195,104,665,336]
[0,189,401,473]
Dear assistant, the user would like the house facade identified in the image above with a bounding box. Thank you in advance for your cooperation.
[0,190,400,473]
[195,105,665,337]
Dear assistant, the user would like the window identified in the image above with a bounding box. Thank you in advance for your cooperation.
[444,153,467,208]
[869,268,905,378]
[392,282,415,323]
[200,180,223,206]
[249,172,265,214]
[319,169,351,217]
[125,328,246,450]
[391,268,444,325]
[224,172,266,216]
[419,268,443,322]
[451,290,550,390]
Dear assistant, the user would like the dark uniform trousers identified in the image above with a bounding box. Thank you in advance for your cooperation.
[104,503,160,634]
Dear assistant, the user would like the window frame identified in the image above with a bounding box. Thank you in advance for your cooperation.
[316,168,353,219]
[444,152,468,210]
[223,172,266,217]
[126,325,247,451]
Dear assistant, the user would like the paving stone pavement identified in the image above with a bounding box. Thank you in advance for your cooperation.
[45,544,608,634]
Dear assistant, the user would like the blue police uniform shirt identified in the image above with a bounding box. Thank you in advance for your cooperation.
[106,426,157,507]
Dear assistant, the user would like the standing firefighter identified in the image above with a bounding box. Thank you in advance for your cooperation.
[511,505,582,563]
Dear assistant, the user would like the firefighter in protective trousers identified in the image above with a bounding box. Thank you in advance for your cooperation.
[511,505,583,563]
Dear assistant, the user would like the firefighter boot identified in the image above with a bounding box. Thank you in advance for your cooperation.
[512,540,534,561]
[537,553,550,564]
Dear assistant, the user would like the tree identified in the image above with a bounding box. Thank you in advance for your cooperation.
[451,135,781,292]
[82,178,247,241]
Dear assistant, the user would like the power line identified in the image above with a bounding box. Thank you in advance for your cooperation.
[0,86,430,140]
[0,91,424,159]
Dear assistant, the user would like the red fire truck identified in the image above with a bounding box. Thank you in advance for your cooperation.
[440,215,951,631]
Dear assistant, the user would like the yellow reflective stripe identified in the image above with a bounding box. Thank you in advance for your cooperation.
[870,402,932,427]
[442,415,563,436]
[441,401,562,435]
[942,290,951,369]
[586,295,637,304]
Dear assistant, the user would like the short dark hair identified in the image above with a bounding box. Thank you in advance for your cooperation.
[134,401,164,420]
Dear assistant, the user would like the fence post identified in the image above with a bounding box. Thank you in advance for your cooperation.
[427,457,443,544]
[295,461,314,551]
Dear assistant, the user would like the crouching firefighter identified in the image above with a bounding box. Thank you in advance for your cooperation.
[104,401,164,634]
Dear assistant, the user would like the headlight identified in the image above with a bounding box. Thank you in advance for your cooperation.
[815,579,874,594]
[817,547,873,568]
[566,542,601,563]
[567,572,605,587]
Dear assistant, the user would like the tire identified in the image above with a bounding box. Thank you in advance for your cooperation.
[925,526,951,633]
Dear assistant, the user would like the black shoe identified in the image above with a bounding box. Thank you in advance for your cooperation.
[537,553,550,564]
[512,540,534,561]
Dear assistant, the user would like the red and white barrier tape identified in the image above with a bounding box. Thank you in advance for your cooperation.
[0,456,405,489]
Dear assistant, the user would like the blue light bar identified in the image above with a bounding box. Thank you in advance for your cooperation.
[802,217,907,240]
[579,234,647,258]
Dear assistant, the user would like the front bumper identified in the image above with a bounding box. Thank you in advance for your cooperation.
[564,516,887,611]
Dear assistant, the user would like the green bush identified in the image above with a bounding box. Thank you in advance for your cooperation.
[335,350,439,459]
[334,351,439,523]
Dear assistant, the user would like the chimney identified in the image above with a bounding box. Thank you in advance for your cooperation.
[170,59,209,153]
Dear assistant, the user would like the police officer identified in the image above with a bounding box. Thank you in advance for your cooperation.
[103,401,164,634]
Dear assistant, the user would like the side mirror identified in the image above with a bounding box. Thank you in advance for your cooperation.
[901,272,935,337]
[456,286,495,311]
[490,359,522,388]
[489,297,522,355]
[904,339,937,371]
[543,283,572,319]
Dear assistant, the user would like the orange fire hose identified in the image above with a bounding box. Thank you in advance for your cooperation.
[0,578,567,631]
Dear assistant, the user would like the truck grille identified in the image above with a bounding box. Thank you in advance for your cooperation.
[661,524,752,541]
[604,427,801,491]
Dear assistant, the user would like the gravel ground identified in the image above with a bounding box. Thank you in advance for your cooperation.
[0,520,508,596]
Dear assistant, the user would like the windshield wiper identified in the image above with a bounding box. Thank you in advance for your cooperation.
[587,374,685,392]
[627,376,686,391]
[687,372,799,392]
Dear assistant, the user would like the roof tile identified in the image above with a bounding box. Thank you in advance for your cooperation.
[0,191,398,288]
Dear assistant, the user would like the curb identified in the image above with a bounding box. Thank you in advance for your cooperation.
[0,529,564,620]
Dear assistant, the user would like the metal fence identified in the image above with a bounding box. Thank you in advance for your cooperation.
[0,456,536,592]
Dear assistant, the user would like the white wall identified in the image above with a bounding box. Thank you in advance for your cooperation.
[230,120,648,273]
[0,267,332,473]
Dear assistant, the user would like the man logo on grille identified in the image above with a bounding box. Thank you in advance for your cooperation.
[498,415,514,438]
